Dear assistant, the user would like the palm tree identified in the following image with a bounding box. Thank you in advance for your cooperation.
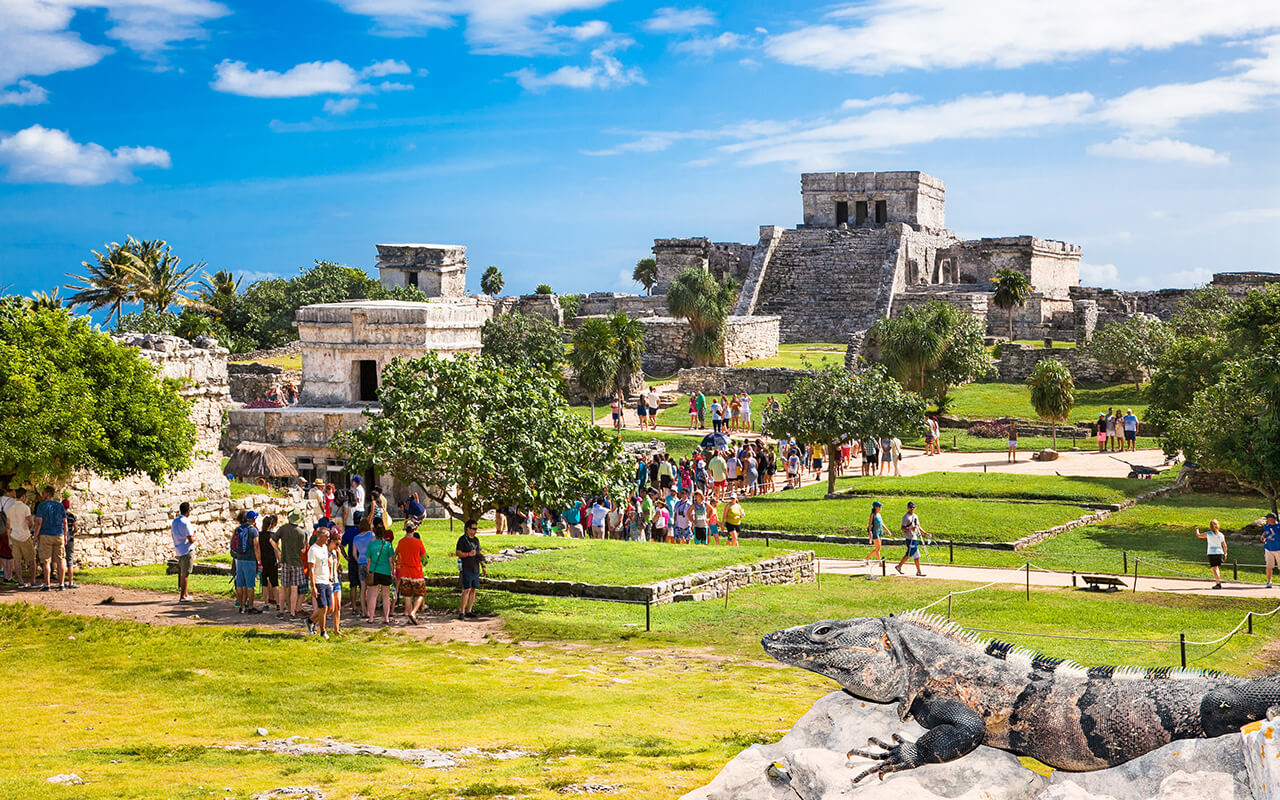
[1029,358,1075,449]
[480,266,504,296]
[633,257,658,295]
[122,238,210,312]
[608,313,646,396]
[569,318,620,419]
[65,241,144,325]
[666,268,739,366]
[30,287,65,312]
[200,269,241,302]
[991,268,1032,342]
[871,306,949,393]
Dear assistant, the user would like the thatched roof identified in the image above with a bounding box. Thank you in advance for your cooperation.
[225,441,298,479]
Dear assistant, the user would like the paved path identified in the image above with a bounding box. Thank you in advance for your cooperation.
[818,559,1280,600]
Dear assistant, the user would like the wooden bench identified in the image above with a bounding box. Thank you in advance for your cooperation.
[1079,574,1126,592]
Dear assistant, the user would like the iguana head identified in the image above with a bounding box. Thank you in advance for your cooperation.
[762,617,907,704]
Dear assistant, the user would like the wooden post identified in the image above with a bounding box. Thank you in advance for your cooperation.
[1123,550,1128,574]
[1179,633,1186,668]
[765,533,769,548]
[1133,558,1138,592]
[724,583,730,609]
[1233,559,1238,581]
[949,541,954,564]
[1249,612,1254,635]
[645,598,651,632]
[947,594,952,620]
[816,559,821,589]
[881,558,887,578]
[1072,570,1077,588]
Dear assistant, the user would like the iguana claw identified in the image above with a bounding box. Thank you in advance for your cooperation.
[848,734,915,783]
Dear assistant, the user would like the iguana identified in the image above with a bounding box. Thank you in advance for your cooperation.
[762,612,1280,783]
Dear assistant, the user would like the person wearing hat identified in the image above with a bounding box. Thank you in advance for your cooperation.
[230,510,262,614]
[866,501,885,575]
[308,479,326,524]
[1263,512,1280,589]
[895,501,926,577]
[350,476,366,515]
[275,510,308,618]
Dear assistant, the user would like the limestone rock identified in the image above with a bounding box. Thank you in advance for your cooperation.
[1037,449,1060,462]
[1242,718,1280,800]
[47,774,84,785]
[1046,730,1249,800]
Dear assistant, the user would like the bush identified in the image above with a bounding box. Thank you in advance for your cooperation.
[967,420,1007,438]
[535,284,553,295]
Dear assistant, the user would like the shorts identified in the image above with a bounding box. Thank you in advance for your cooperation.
[1008,440,1018,448]
[637,404,647,416]
[177,553,192,578]
[693,526,708,544]
[313,582,333,609]
[924,436,935,444]
[812,458,823,469]
[714,480,726,491]
[1267,551,1280,569]
[1097,433,1106,444]
[905,540,920,559]
[348,563,360,590]
[11,538,34,571]
[460,571,480,590]
[370,572,392,586]
[359,563,371,584]
[675,526,691,543]
[331,581,342,596]
[591,525,605,538]
[568,523,584,538]
[233,558,257,589]
[1208,553,1224,568]
[1125,430,1136,441]
[398,577,426,596]
[260,562,279,587]
[725,523,741,534]
[64,534,74,568]
[38,535,64,563]
[742,411,751,420]
[281,563,305,587]
[612,413,620,422]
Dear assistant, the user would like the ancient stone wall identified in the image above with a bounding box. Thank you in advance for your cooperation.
[576,292,668,318]
[375,243,467,297]
[652,237,710,293]
[1212,271,1280,296]
[640,315,779,375]
[227,362,301,404]
[801,171,946,231]
[513,293,562,327]
[708,242,756,284]
[938,236,1080,292]
[676,366,812,395]
[994,343,1131,383]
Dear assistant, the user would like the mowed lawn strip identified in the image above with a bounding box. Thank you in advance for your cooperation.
[944,382,1148,424]
[811,469,1177,505]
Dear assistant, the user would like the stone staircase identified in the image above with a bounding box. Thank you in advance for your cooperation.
[752,227,899,343]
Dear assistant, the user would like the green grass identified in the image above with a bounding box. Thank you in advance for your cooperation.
[228,481,286,500]
[229,353,303,370]
[943,382,1147,424]
[905,429,1113,452]
[1007,339,1076,349]
[618,428,711,452]
[825,469,1179,505]
[738,342,848,369]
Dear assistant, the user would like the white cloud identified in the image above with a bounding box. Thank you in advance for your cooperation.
[671,32,748,58]
[1086,136,1228,165]
[561,19,610,40]
[1078,261,1119,285]
[0,0,228,88]
[840,92,919,110]
[643,6,715,33]
[329,0,615,55]
[0,79,49,106]
[211,59,417,98]
[323,97,361,115]
[0,124,170,185]
[509,40,643,91]
[582,120,794,156]
[765,0,1280,73]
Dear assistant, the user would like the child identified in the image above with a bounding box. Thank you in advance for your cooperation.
[708,502,720,546]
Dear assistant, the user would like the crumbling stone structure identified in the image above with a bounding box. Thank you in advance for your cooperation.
[375,243,467,297]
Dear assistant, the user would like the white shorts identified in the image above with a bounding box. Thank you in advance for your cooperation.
[1267,551,1280,569]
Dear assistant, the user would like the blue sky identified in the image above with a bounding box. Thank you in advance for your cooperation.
[1,0,1278,302]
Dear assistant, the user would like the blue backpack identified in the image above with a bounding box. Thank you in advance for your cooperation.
[231,525,254,559]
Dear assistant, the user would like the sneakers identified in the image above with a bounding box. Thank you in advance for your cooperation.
[245,607,262,615]
[917,572,926,577]
[40,584,49,592]
[67,582,78,589]
[1268,582,1274,589]
[321,631,330,641]
[894,565,904,575]
[306,618,316,635]
[1213,583,1223,589]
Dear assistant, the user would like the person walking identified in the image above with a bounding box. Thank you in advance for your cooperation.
[258,514,281,613]
[326,530,344,634]
[230,510,262,613]
[455,519,486,619]
[61,499,77,589]
[866,501,885,576]
[890,435,903,477]
[305,527,332,639]
[0,486,12,585]
[365,521,396,625]
[276,511,308,618]
[5,488,35,588]
[1195,519,1227,589]
[645,386,660,429]
[396,522,427,624]
[1007,421,1019,463]
[722,493,744,547]
[34,487,68,591]
[895,501,926,576]
[171,502,198,602]
[1263,512,1280,589]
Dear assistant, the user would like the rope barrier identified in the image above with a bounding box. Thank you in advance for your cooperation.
[965,627,1180,645]
[913,581,1008,612]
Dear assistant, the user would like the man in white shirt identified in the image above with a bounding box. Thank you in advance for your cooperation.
[645,389,660,426]
[171,502,198,602]
[307,479,326,522]
[4,488,35,587]
[589,499,608,539]
[0,487,13,583]
[739,394,752,432]
[306,528,333,639]
[895,501,926,576]
[350,476,367,514]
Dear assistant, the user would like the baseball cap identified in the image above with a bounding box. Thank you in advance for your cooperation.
[351,476,361,483]
[872,501,882,508]
[907,501,915,508]
[244,510,259,521]
[1268,512,1278,520]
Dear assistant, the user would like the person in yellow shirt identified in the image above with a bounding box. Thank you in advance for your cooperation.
[721,493,745,547]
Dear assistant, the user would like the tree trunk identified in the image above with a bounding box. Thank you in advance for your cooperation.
[1008,307,1015,342]
[589,396,596,421]
[827,442,838,497]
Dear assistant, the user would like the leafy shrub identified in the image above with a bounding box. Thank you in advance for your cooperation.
[968,420,1007,438]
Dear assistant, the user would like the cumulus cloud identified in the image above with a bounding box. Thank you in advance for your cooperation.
[0,124,170,185]
[839,92,919,110]
[1078,262,1119,285]
[764,0,1280,73]
[671,32,748,58]
[1086,137,1228,165]
[0,79,49,106]
[643,6,715,33]
[509,41,643,91]
[211,58,418,98]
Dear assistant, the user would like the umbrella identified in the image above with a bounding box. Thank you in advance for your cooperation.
[700,432,731,450]
[224,441,299,480]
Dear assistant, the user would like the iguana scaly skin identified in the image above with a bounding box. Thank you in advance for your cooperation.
[762,613,1280,782]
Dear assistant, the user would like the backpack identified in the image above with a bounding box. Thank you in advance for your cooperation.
[231,524,254,559]
[0,499,8,538]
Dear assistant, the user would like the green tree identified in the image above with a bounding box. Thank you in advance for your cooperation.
[871,302,992,411]
[768,364,927,496]
[666,268,739,366]
[991,269,1032,341]
[335,353,633,521]
[608,313,645,396]
[1169,285,1234,338]
[633,257,658,295]
[0,303,196,484]
[480,312,564,372]
[559,293,585,319]
[568,318,620,418]
[226,260,387,351]
[1087,314,1172,391]
[120,238,209,312]
[1028,358,1075,449]
[481,266,504,296]
[535,283,553,295]
[65,240,144,324]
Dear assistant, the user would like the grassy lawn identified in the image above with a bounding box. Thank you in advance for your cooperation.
[1007,339,1076,349]
[737,342,847,369]
[228,481,287,500]
[826,469,1179,505]
[905,429,1108,452]
[229,354,303,370]
[617,429,708,452]
[943,382,1147,424]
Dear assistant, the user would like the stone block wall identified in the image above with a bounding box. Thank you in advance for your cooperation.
[709,242,756,285]
[801,171,946,231]
[576,292,668,318]
[994,343,1130,383]
[514,293,563,327]
[227,362,301,404]
[375,243,467,297]
[677,366,812,395]
[641,315,779,375]
[652,237,711,294]
[937,236,1080,292]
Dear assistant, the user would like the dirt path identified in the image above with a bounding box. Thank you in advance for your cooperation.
[0,582,506,643]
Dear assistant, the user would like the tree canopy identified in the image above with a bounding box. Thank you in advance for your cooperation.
[0,301,196,485]
[990,269,1032,341]
[335,353,634,521]
[481,266,504,296]
[66,236,209,322]
[768,364,926,495]
[633,257,658,295]
[1087,314,1172,391]
[870,301,992,412]
[666,268,739,366]
[1028,358,1075,449]
[480,311,564,373]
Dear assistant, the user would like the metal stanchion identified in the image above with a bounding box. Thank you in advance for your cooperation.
[1249,612,1254,635]
[645,598,651,632]
[949,541,954,564]
[1025,562,1030,600]
[1179,633,1187,668]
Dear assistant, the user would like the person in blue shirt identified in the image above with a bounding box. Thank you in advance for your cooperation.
[33,486,68,591]
[1263,512,1280,589]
